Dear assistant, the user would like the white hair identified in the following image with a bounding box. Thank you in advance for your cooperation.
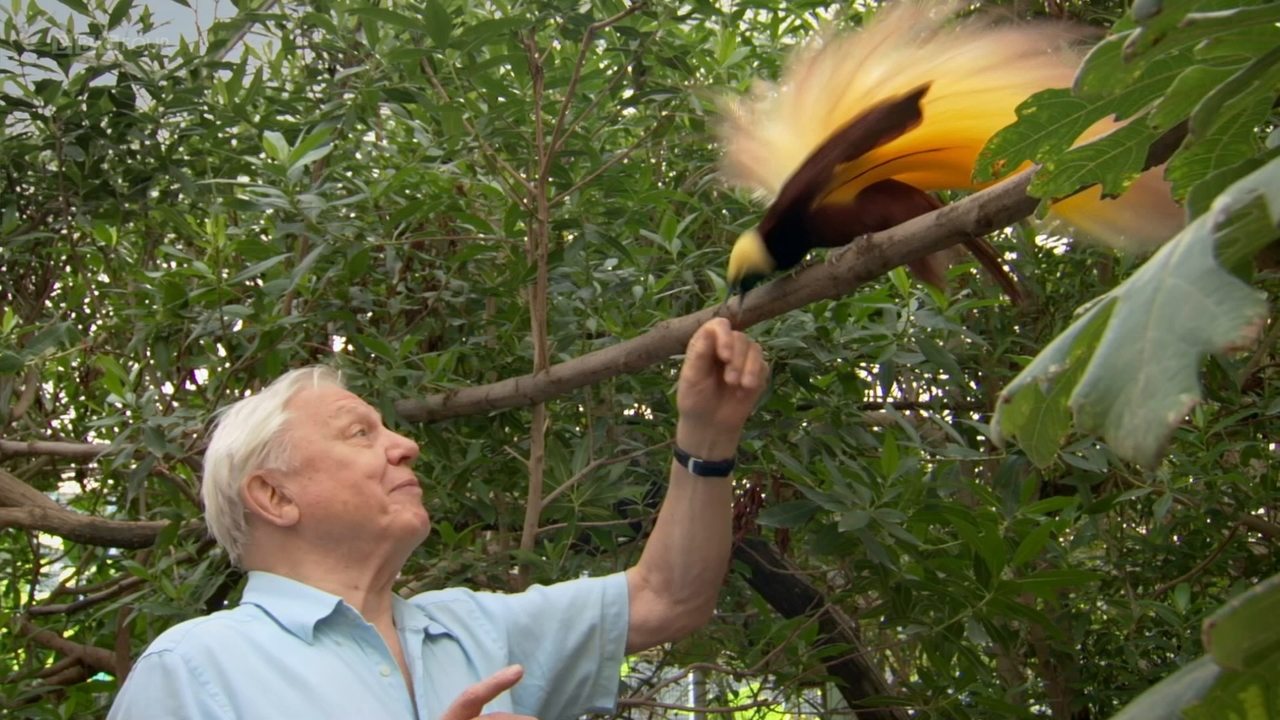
[201,366,343,567]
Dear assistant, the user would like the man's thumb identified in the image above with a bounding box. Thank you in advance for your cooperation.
[440,665,524,720]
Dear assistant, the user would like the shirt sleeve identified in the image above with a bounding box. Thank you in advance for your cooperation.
[472,571,629,719]
[108,649,234,720]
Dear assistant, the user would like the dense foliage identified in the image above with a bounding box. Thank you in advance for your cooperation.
[1,0,1275,718]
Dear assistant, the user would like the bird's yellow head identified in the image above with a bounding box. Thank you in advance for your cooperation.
[727,228,775,295]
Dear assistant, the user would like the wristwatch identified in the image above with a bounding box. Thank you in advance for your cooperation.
[673,446,736,477]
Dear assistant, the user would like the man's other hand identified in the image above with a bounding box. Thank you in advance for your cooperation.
[440,665,537,720]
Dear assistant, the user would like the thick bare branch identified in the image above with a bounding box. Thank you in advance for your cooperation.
[734,536,908,720]
[0,468,192,547]
[396,119,1189,425]
[1240,514,1280,540]
[0,438,112,461]
[0,506,184,549]
[0,468,61,510]
[18,617,118,675]
[396,165,1042,423]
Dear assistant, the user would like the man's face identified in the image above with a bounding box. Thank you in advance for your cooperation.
[273,384,431,551]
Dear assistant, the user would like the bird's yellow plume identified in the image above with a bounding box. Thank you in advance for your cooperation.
[728,229,776,292]
[719,1,1183,254]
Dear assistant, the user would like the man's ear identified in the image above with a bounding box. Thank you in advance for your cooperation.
[243,471,300,528]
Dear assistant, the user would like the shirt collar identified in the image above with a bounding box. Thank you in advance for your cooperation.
[393,594,456,639]
[239,571,345,645]
[238,572,456,644]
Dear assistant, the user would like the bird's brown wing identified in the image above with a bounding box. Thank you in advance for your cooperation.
[758,84,930,240]
[810,178,1024,303]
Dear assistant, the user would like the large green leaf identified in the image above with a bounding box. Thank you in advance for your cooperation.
[994,158,1276,467]
[1203,573,1280,672]
[1108,655,1221,720]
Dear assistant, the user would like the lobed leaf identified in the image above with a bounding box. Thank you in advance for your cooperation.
[995,158,1276,467]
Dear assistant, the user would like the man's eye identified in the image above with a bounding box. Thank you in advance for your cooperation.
[351,426,369,438]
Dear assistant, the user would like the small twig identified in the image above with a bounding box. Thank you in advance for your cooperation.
[1151,524,1243,598]
[29,577,148,616]
[1238,313,1280,386]
[9,365,39,422]
[617,696,786,714]
[539,441,667,511]
[550,118,670,206]
[537,515,654,535]
[417,59,533,204]
[543,1,647,174]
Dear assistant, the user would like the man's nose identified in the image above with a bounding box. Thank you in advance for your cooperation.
[387,431,420,465]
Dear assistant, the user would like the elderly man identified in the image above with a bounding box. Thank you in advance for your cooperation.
[109,318,768,719]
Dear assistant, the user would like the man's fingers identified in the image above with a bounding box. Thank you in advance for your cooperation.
[726,332,751,385]
[440,665,524,720]
[741,344,768,391]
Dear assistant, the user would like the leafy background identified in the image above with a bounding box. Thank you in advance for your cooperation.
[1,0,1276,717]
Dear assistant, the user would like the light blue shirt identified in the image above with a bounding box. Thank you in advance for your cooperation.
[108,570,629,720]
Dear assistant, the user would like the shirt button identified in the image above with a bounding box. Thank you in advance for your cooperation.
[379,665,392,677]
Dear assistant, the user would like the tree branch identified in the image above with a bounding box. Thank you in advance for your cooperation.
[396,120,1188,425]
[544,1,648,173]
[29,576,148,616]
[734,536,908,720]
[396,165,1043,423]
[0,468,61,510]
[0,506,185,549]
[539,441,667,511]
[0,438,112,461]
[18,616,118,675]
[1240,514,1280,540]
[1151,524,1242,598]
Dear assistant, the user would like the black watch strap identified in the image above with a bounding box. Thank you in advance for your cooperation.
[673,446,736,477]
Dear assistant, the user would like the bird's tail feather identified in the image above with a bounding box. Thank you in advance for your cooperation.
[719,1,1184,255]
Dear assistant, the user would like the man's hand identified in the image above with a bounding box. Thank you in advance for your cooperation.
[440,665,536,720]
[675,318,769,458]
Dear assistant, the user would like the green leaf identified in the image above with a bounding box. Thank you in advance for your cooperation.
[916,336,964,387]
[1124,0,1202,59]
[1011,522,1056,568]
[1187,43,1280,143]
[422,0,453,47]
[1203,573,1280,671]
[1181,659,1280,720]
[975,89,1105,184]
[261,130,288,163]
[756,500,820,529]
[1147,60,1245,133]
[838,509,871,532]
[1187,147,1280,221]
[1167,92,1273,199]
[996,159,1274,467]
[347,7,428,34]
[993,299,1114,468]
[1010,569,1104,593]
[1022,496,1078,516]
[1109,655,1221,720]
[229,253,291,283]
[1031,120,1160,200]
[108,0,134,30]
[55,0,92,16]
[286,126,333,168]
